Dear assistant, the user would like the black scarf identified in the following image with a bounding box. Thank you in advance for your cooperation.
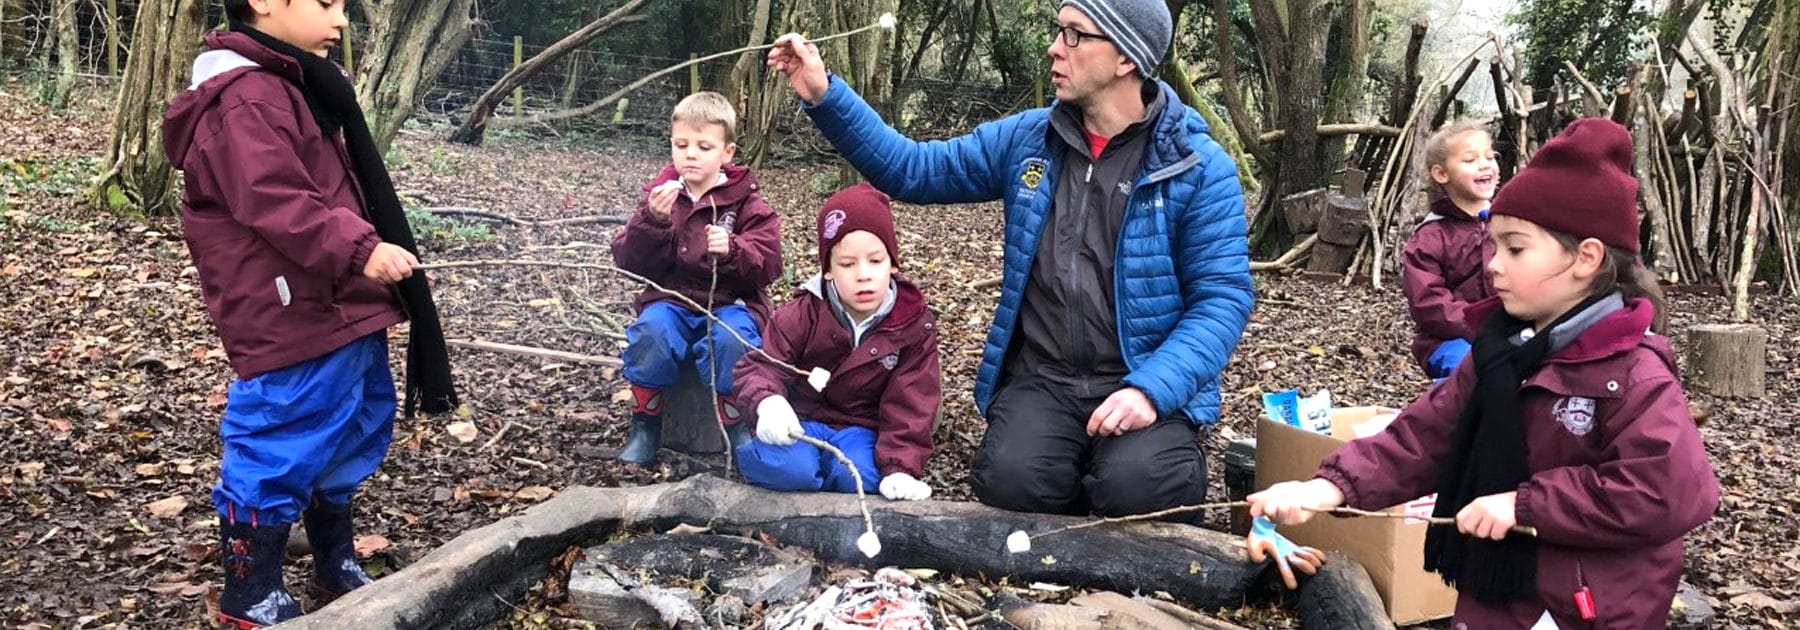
[1422,293,1608,602]
[235,24,458,416]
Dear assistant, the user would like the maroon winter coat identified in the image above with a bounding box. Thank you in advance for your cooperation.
[611,164,781,321]
[162,31,404,380]
[1315,297,1718,629]
[733,276,941,478]
[1402,198,1496,371]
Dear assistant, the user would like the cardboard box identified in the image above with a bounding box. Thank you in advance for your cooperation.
[1256,406,1457,625]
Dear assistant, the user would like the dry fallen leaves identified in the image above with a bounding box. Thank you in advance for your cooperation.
[514,486,556,501]
[445,421,479,443]
[354,534,392,558]
[145,495,189,519]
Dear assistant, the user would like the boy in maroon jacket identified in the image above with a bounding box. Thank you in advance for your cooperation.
[611,92,783,463]
[733,184,942,500]
[161,0,458,626]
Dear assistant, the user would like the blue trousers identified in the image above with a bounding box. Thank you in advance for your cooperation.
[623,302,760,394]
[1428,339,1471,380]
[214,334,394,525]
[736,421,880,493]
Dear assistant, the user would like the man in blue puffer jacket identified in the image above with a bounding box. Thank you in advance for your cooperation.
[767,0,1252,517]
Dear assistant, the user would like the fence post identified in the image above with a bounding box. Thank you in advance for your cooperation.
[1035,72,1044,109]
[513,35,524,116]
[105,0,119,76]
[342,22,353,70]
[689,53,699,93]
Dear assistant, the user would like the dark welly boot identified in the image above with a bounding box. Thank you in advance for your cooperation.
[618,413,662,463]
[218,515,302,628]
[302,499,375,602]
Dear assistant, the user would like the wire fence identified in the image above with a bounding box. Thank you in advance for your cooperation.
[4,8,1042,146]
[421,36,1043,147]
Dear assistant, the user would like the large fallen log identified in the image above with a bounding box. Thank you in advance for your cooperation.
[284,475,1391,629]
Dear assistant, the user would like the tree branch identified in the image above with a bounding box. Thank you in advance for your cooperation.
[446,339,622,367]
[1257,123,1402,144]
[422,207,628,227]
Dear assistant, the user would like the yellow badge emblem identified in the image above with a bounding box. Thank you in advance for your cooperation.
[1020,160,1046,189]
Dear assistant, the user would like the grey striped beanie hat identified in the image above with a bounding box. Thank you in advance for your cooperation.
[1061,0,1172,78]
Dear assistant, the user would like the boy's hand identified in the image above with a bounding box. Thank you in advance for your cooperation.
[363,242,418,284]
[705,225,731,257]
[766,33,829,105]
[1086,387,1155,436]
[1247,479,1345,526]
[879,472,932,501]
[1456,491,1519,540]
[646,181,680,219]
[755,396,802,446]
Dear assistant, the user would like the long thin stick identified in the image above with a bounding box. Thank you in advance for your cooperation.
[1023,501,1538,541]
[418,259,809,379]
[498,16,895,127]
[446,338,622,366]
[792,434,876,539]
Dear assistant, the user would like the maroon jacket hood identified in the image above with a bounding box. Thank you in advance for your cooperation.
[164,31,307,168]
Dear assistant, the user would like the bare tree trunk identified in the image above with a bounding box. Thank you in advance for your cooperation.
[730,0,774,126]
[446,0,653,146]
[558,48,586,109]
[850,0,900,117]
[1271,0,1331,250]
[1208,0,1271,169]
[0,0,12,68]
[356,0,478,153]
[48,0,79,108]
[744,0,800,168]
[1319,0,1370,184]
[90,0,208,216]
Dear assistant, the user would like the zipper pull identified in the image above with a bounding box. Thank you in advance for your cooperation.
[1085,163,1093,183]
[1574,588,1597,620]
[1574,561,1597,620]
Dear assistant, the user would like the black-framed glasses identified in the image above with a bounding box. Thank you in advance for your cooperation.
[1053,24,1112,48]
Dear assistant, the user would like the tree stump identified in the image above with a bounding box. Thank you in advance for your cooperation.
[1281,189,1331,234]
[1307,242,1361,275]
[1316,194,1370,247]
[660,366,727,453]
[1305,178,1370,275]
[1685,324,1767,398]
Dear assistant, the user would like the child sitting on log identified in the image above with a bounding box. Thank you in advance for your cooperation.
[1249,119,1719,628]
[1402,121,1500,379]
[732,183,942,501]
[611,92,784,463]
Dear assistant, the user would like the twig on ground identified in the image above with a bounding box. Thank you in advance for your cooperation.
[446,338,622,367]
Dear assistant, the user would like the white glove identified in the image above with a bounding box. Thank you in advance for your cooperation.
[754,396,801,446]
[879,472,932,501]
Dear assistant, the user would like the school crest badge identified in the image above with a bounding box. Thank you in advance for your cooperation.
[1553,396,1597,436]
[1020,158,1047,190]
[716,211,738,232]
[822,209,847,239]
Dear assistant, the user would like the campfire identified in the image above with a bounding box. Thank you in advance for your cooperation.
[284,475,1390,629]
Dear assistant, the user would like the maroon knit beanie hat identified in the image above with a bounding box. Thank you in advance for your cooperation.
[817,182,900,269]
[1489,118,1641,252]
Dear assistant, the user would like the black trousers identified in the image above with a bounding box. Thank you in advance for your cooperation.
[970,376,1208,519]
